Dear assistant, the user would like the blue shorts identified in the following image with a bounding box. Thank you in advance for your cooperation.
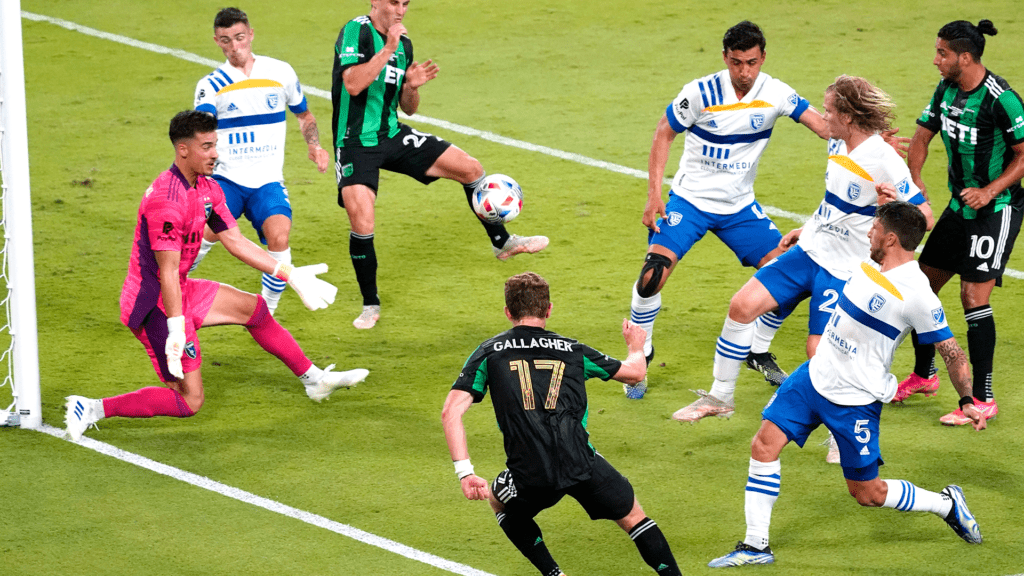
[213,175,292,245]
[649,194,782,267]
[762,361,884,481]
[754,246,847,335]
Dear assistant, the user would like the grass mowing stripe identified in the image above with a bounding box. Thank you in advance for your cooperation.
[37,424,497,576]
[20,10,1024,281]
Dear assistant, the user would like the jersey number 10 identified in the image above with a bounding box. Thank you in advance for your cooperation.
[509,359,566,411]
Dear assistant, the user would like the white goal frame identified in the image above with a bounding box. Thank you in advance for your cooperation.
[0,0,42,429]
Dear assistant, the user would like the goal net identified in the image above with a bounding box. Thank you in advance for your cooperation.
[0,0,42,429]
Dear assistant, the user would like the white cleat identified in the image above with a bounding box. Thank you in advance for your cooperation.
[494,234,549,261]
[305,364,369,402]
[64,395,103,441]
[672,389,735,423]
[352,305,380,329]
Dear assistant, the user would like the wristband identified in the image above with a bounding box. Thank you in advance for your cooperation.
[166,316,186,333]
[958,396,975,409]
[454,459,474,480]
[272,262,294,282]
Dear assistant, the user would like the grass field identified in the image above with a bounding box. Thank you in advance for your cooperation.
[4,1,1024,574]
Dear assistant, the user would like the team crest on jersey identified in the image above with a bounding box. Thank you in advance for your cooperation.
[749,113,765,130]
[204,201,213,220]
[896,179,910,196]
[869,294,886,312]
[932,307,945,325]
[667,212,683,226]
[184,341,197,359]
[266,94,279,110]
[847,182,861,200]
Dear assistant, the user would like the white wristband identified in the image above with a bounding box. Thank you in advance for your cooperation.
[454,459,474,480]
[166,316,185,333]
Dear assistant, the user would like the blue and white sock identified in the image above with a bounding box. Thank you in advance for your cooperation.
[630,284,661,357]
[262,248,291,315]
[750,311,783,354]
[744,458,780,550]
[710,317,754,403]
[882,479,952,516]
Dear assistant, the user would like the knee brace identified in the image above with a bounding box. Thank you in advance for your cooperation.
[636,253,673,298]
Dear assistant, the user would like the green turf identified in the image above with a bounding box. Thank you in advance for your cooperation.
[5,1,1024,574]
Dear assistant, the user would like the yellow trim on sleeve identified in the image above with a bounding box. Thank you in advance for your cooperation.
[216,79,284,95]
[829,155,874,182]
[703,100,775,113]
[860,262,903,300]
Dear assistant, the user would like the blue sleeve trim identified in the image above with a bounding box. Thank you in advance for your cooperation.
[665,104,687,133]
[915,327,954,345]
[908,192,926,205]
[196,103,217,117]
[790,97,810,121]
[288,96,308,115]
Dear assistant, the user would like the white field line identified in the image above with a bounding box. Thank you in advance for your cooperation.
[22,10,1024,280]
[37,424,497,576]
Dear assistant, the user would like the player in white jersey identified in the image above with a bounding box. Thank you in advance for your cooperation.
[675,76,934,429]
[707,201,985,568]
[625,21,831,398]
[190,7,331,314]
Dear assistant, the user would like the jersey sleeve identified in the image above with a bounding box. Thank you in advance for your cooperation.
[283,63,308,115]
[335,20,372,73]
[452,345,490,402]
[916,83,944,133]
[880,147,925,205]
[194,75,218,117]
[906,292,954,345]
[143,185,185,252]
[665,82,700,133]
[993,89,1024,146]
[581,345,622,381]
[205,179,237,234]
[772,79,810,123]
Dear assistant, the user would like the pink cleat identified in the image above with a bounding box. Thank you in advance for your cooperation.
[893,372,939,403]
[939,398,998,426]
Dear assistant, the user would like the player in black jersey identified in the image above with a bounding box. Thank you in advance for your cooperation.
[897,20,1024,425]
[332,0,547,330]
[442,273,682,576]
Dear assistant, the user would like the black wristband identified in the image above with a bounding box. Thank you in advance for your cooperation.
[958,396,975,409]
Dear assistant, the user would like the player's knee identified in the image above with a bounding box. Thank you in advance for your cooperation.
[636,253,672,298]
[464,157,484,183]
[727,293,758,324]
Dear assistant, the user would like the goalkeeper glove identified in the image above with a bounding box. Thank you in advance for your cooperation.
[273,263,338,311]
[165,316,186,380]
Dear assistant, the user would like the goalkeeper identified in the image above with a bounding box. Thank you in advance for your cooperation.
[64,111,367,442]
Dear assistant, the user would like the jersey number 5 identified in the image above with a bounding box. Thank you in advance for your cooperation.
[509,359,566,411]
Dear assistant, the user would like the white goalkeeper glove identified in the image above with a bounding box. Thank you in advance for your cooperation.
[273,263,338,311]
[165,316,186,380]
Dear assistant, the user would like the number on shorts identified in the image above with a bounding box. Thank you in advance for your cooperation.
[854,419,871,443]
[402,128,434,148]
[509,359,566,411]
[969,234,995,260]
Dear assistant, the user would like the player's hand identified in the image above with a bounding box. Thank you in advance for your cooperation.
[622,319,646,353]
[405,59,439,90]
[278,263,338,311]
[779,227,802,250]
[960,187,995,210]
[880,127,910,159]
[875,182,898,205]
[460,474,491,500]
[165,316,186,380]
[310,146,330,173]
[385,23,407,52]
[963,403,988,431]
[643,196,667,233]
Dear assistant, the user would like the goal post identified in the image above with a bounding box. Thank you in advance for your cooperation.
[0,0,42,430]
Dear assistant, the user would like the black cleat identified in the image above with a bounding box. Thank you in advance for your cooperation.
[745,352,788,386]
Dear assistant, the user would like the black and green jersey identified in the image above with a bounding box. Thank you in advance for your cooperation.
[918,71,1024,219]
[331,15,412,148]
[452,325,622,490]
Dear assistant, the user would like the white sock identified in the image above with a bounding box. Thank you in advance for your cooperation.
[744,458,780,550]
[189,238,217,272]
[882,479,952,516]
[750,311,783,354]
[711,317,755,402]
[630,284,661,357]
[299,364,323,386]
[262,248,291,314]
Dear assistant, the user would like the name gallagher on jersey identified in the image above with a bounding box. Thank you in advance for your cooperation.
[493,338,574,352]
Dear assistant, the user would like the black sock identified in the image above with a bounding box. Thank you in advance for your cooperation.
[464,175,510,249]
[628,518,682,576]
[965,305,995,401]
[911,330,936,378]
[349,232,380,306]
[496,512,560,576]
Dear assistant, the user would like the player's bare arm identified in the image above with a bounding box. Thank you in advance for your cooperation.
[295,110,329,173]
[399,59,438,116]
[644,115,678,232]
[908,125,937,200]
[441,389,491,500]
[797,107,829,139]
[778,227,802,250]
[216,226,280,275]
[611,320,648,385]
[935,337,986,430]
[961,141,1024,210]
[342,23,406,96]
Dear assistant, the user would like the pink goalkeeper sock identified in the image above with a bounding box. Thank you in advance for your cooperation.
[246,296,313,376]
[103,387,195,418]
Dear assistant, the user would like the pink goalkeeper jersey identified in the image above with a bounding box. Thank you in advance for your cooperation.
[120,164,236,329]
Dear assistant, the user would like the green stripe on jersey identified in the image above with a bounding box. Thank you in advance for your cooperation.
[472,357,489,398]
[583,355,610,380]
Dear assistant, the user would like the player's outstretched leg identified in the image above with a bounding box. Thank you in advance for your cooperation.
[853,479,981,544]
[349,231,381,329]
[624,517,682,575]
[496,512,564,576]
[67,386,199,441]
[457,169,548,261]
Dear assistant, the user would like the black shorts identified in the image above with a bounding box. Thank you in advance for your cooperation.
[491,453,635,521]
[334,123,452,207]
[919,205,1023,286]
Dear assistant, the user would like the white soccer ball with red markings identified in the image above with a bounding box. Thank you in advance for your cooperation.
[472,174,523,224]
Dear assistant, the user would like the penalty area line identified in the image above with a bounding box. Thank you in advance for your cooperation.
[37,424,498,576]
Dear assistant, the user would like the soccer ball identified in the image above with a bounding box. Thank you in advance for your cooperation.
[472,174,523,224]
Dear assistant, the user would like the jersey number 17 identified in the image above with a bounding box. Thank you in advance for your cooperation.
[509,359,566,411]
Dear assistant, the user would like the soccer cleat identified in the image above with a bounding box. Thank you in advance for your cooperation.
[939,399,997,426]
[64,395,103,441]
[305,364,369,402]
[893,372,940,402]
[623,348,655,400]
[672,389,735,422]
[352,305,380,329]
[941,485,982,544]
[708,541,775,568]
[745,352,787,386]
[494,234,549,261]
[823,432,841,464]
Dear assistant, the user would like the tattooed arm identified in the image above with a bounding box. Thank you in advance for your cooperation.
[935,337,987,430]
[295,110,330,173]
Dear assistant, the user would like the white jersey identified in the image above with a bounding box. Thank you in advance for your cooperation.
[810,260,953,406]
[798,135,924,281]
[666,70,809,214]
[194,55,307,189]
